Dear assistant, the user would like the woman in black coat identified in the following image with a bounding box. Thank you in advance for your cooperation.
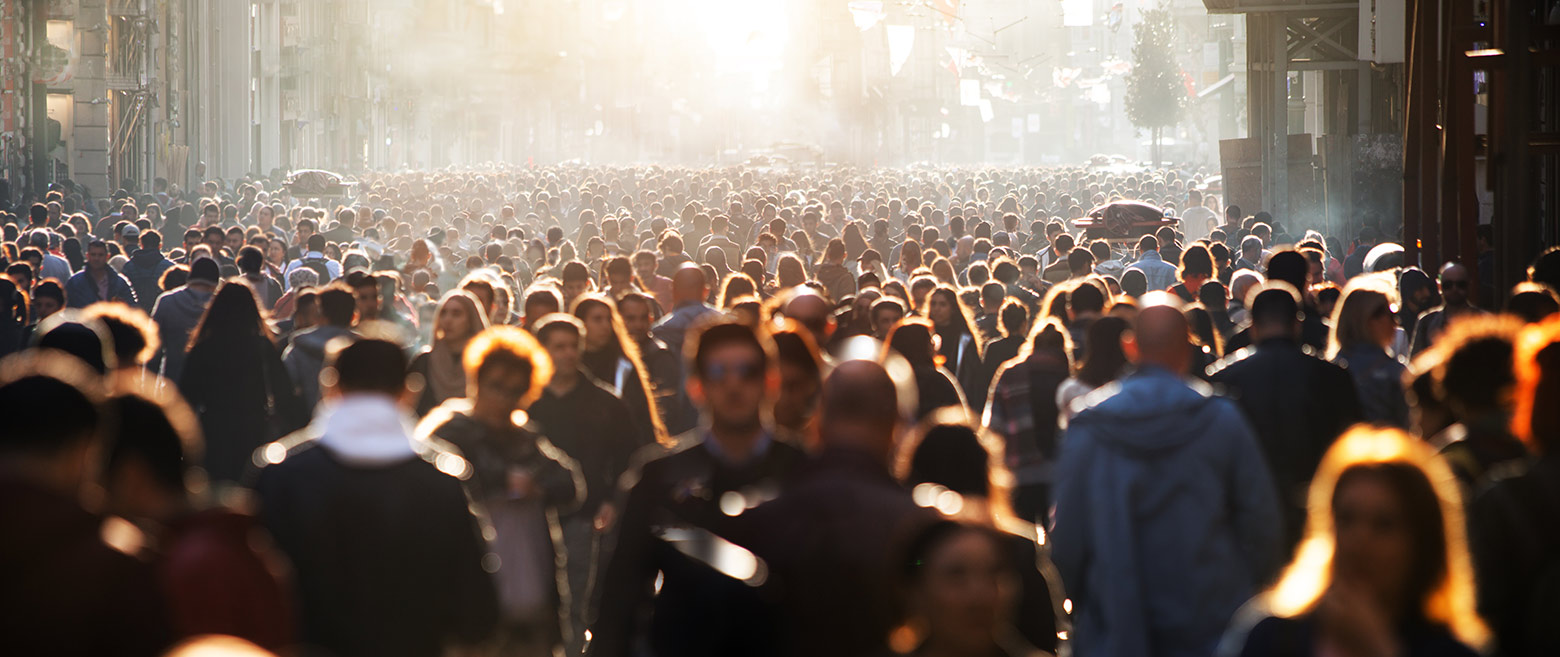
[180,280,307,486]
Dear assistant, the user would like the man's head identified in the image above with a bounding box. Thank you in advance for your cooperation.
[1438,262,1472,307]
[237,246,264,276]
[817,359,901,463]
[534,313,586,378]
[1067,248,1096,278]
[560,261,592,304]
[101,390,198,520]
[633,250,658,280]
[0,356,103,495]
[317,284,356,327]
[346,271,382,321]
[781,288,832,345]
[689,320,777,432]
[1134,301,1191,374]
[871,296,907,340]
[617,292,656,338]
[1137,234,1159,255]
[32,281,65,319]
[86,240,110,274]
[202,225,225,252]
[464,325,553,413]
[324,337,408,399]
[1248,283,1303,342]
[670,263,709,306]
[980,281,1005,313]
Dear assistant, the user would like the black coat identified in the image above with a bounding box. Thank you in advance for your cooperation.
[180,334,308,485]
[685,448,939,657]
[1208,337,1361,550]
[591,434,806,657]
[253,435,500,657]
[529,372,648,515]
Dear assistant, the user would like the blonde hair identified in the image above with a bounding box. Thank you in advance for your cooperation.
[1267,426,1488,649]
[1325,274,1397,360]
[461,325,553,409]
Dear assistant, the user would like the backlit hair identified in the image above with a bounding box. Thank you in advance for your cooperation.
[462,325,553,409]
[1325,274,1397,360]
[1267,426,1488,650]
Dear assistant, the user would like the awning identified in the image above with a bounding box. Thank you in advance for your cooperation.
[1197,74,1236,99]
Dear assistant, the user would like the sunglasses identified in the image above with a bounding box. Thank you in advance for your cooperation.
[703,361,764,383]
[1442,279,1469,289]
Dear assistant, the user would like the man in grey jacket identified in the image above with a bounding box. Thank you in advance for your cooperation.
[150,257,219,381]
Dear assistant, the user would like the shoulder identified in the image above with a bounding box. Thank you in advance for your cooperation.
[1205,346,1258,379]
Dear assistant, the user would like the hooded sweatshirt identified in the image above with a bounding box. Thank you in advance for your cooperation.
[150,284,215,381]
[1050,366,1282,657]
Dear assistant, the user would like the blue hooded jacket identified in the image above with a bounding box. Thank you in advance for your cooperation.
[1051,367,1282,657]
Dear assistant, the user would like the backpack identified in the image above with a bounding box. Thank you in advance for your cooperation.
[301,256,334,285]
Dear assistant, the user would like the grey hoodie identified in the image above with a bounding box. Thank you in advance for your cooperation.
[151,283,214,381]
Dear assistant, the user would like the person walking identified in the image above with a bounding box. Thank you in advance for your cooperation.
[179,281,307,487]
[252,338,499,657]
[592,320,807,657]
[1051,302,1282,657]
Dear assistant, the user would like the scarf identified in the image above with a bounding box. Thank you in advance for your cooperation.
[425,339,468,402]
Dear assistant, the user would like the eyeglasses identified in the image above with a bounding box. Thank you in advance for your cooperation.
[1442,279,1469,289]
[703,361,764,383]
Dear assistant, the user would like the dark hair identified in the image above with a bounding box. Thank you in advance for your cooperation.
[329,338,407,396]
[1077,316,1130,386]
[1070,279,1107,315]
[317,285,356,326]
[928,285,983,358]
[236,245,264,274]
[33,279,65,306]
[188,281,271,352]
[104,394,188,493]
[690,319,774,380]
[1249,284,1302,329]
[887,317,938,368]
[0,360,102,454]
[1332,462,1450,620]
[904,422,993,498]
[1178,243,1214,280]
[533,313,584,347]
[1068,248,1096,275]
[1121,268,1148,297]
[1266,250,1309,291]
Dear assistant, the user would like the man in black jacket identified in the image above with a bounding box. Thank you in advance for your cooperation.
[1208,284,1361,551]
[527,314,645,653]
[252,338,499,657]
[686,346,937,657]
[591,320,807,657]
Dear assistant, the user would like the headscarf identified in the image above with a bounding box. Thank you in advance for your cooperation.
[426,290,489,401]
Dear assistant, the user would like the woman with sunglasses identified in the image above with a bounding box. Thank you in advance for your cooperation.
[1327,276,1410,428]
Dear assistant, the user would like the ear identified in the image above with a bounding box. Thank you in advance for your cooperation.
[688,378,706,407]
[1122,333,1140,363]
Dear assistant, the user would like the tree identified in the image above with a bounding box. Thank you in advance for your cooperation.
[1125,5,1187,167]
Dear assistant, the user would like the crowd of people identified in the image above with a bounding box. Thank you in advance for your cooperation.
[1,163,1558,657]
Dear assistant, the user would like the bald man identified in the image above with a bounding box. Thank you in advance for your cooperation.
[689,358,935,657]
[652,263,719,433]
[1051,302,1281,657]
[1410,261,1488,355]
